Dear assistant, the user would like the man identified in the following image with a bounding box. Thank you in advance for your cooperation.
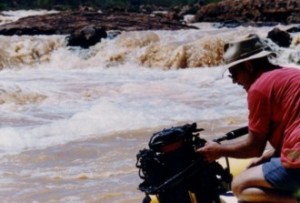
[198,35,300,203]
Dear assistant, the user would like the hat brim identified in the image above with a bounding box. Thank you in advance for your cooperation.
[223,50,273,71]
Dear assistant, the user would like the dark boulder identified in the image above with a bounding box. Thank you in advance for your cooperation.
[286,25,300,33]
[107,30,122,40]
[213,20,242,28]
[267,27,291,48]
[67,26,107,48]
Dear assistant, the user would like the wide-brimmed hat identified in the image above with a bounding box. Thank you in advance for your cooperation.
[223,34,274,70]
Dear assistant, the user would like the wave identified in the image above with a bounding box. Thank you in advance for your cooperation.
[0,35,66,69]
[0,27,300,70]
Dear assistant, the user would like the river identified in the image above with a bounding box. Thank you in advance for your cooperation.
[0,10,299,203]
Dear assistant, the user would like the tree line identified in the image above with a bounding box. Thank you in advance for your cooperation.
[0,0,222,11]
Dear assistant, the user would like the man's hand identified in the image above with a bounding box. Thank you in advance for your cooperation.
[197,141,222,162]
[247,149,275,168]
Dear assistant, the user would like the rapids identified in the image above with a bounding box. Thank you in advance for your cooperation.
[0,10,299,203]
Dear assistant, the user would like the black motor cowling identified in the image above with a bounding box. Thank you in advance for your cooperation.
[136,123,232,203]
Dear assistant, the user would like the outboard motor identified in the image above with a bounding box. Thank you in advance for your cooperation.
[136,123,241,203]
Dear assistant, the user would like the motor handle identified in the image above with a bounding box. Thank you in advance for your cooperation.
[214,126,248,143]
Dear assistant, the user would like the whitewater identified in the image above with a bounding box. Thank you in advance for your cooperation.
[0,10,299,203]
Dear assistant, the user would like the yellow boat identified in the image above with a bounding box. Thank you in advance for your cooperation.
[148,157,252,203]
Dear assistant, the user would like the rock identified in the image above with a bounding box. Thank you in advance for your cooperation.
[66,25,107,48]
[3,0,300,37]
[213,20,242,28]
[195,0,300,25]
[267,27,291,48]
[287,13,300,24]
[0,10,198,36]
[107,30,122,40]
[286,25,300,33]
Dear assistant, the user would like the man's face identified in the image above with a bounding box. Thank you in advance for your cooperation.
[228,62,254,92]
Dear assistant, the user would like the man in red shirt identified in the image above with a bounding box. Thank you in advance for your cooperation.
[198,35,300,203]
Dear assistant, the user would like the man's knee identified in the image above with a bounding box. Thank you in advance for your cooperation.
[231,165,266,197]
[232,175,243,197]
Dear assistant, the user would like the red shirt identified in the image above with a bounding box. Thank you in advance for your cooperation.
[248,68,300,168]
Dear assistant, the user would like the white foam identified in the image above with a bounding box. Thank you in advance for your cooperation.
[0,10,59,25]
[0,20,299,155]
[0,66,247,155]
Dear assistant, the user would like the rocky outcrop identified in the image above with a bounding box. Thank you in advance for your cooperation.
[66,25,107,48]
[2,0,300,38]
[0,10,198,36]
[195,0,300,26]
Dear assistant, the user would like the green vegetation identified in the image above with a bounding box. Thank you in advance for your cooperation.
[0,0,223,11]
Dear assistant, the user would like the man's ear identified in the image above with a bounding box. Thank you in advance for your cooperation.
[244,61,254,73]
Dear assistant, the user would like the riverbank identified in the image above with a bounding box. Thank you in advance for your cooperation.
[2,0,300,36]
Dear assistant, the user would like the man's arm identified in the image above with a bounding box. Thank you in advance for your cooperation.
[197,130,268,162]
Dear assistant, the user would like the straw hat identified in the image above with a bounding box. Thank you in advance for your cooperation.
[223,34,274,70]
